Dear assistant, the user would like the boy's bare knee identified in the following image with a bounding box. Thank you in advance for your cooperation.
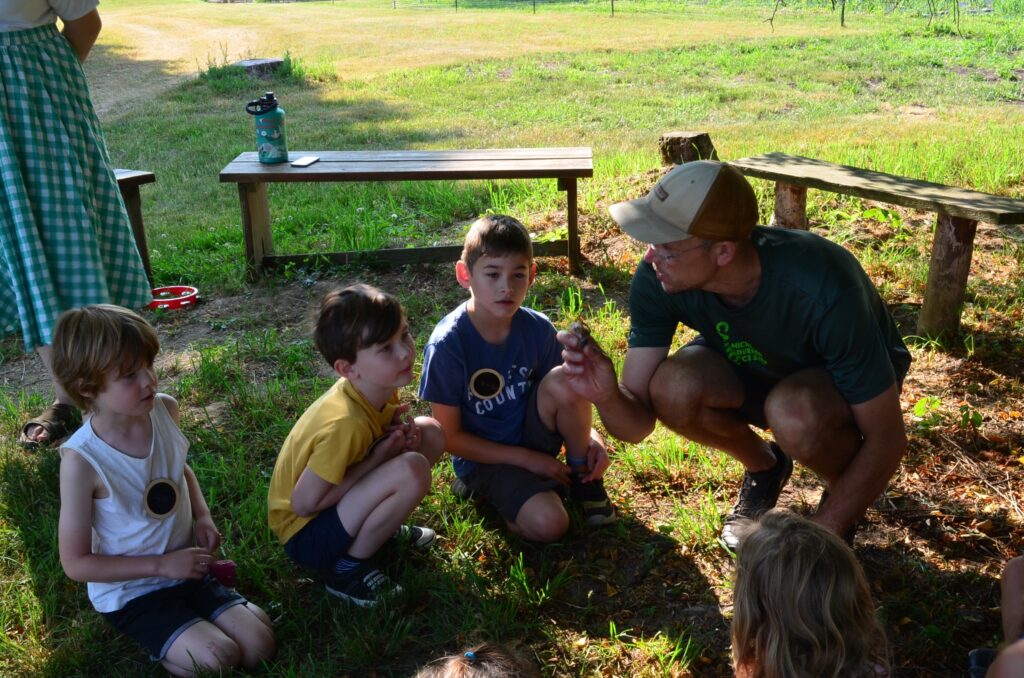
[397,451,432,494]
[240,623,277,668]
[414,416,446,464]
[515,494,569,543]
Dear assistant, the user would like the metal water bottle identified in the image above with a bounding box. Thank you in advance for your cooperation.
[245,92,288,164]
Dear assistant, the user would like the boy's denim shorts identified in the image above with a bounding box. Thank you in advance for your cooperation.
[283,506,356,571]
[100,575,246,660]
[463,385,566,523]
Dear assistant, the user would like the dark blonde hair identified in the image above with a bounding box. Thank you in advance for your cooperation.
[415,642,538,678]
[731,510,889,678]
[314,284,405,366]
[51,305,160,411]
[461,215,533,273]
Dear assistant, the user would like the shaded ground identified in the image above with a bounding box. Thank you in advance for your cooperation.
[2,196,1021,675]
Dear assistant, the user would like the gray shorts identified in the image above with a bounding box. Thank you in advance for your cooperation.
[463,386,566,523]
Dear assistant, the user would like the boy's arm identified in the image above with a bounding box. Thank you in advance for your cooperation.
[431,402,571,485]
[184,465,221,553]
[59,450,212,583]
[289,429,407,517]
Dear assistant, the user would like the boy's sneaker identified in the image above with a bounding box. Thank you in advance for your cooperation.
[325,565,402,607]
[571,476,616,526]
[720,442,793,549]
[395,524,437,551]
[450,476,473,500]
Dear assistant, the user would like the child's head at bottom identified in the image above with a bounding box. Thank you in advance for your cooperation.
[414,642,539,678]
[731,509,888,678]
[51,304,159,412]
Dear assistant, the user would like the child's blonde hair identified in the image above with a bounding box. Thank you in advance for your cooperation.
[731,509,889,678]
[415,642,538,678]
[460,215,533,273]
[51,304,159,411]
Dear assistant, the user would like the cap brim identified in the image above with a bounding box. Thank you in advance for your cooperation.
[609,197,695,245]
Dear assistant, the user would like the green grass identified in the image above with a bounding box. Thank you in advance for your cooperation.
[3,0,1024,675]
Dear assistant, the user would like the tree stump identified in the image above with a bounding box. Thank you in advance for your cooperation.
[658,132,719,166]
[232,58,284,77]
[770,182,808,230]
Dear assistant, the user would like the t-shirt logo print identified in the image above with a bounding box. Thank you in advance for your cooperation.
[143,478,180,519]
[469,368,505,400]
[715,321,768,367]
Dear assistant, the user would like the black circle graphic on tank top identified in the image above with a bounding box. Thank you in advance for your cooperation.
[144,478,179,518]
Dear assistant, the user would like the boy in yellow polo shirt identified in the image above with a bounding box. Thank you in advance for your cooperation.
[268,284,444,606]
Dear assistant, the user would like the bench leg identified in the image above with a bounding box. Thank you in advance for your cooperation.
[771,181,808,230]
[238,182,274,280]
[917,214,977,338]
[120,183,154,286]
[558,177,582,274]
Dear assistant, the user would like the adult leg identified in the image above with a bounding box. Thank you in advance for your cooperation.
[1002,556,1024,643]
[161,621,241,677]
[210,602,276,669]
[21,345,79,445]
[336,451,432,559]
[763,368,860,485]
[649,346,775,471]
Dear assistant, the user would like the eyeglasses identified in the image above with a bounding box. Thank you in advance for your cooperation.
[646,240,709,263]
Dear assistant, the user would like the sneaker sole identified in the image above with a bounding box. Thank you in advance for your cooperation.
[584,511,617,527]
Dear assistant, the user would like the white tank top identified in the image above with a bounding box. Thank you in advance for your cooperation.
[61,395,194,612]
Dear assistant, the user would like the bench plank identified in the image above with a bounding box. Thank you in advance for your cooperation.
[731,153,1024,225]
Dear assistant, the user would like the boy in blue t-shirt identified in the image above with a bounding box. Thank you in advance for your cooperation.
[419,215,615,543]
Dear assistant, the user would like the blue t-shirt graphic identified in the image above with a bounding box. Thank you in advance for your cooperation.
[419,302,561,478]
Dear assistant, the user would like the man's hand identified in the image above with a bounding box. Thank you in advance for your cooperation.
[556,329,620,405]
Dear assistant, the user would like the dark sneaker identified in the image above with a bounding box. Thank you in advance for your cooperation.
[450,476,473,500]
[571,476,616,526]
[721,442,793,549]
[395,524,436,551]
[968,648,998,678]
[325,566,402,607]
[816,489,858,546]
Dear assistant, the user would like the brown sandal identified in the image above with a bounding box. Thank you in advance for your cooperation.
[18,403,82,449]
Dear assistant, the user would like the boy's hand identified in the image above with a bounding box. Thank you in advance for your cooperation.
[162,547,215,580]
[556,330,620,405]
[368,428,407,461]
[578,438,611,483]
[522,450,571,487]
[193,515,222,553]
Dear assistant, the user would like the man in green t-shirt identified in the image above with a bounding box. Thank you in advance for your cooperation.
[559,161,910,547]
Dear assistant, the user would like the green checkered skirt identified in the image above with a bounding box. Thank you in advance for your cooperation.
[0,24,152,352]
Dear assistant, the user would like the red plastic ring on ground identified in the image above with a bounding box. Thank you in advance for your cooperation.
[149,285,199,310]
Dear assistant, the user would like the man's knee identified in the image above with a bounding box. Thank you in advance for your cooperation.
[764,371,853,459]
[649,357,704,428]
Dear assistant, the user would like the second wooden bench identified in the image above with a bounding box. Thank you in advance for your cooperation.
[730,153,1024,337]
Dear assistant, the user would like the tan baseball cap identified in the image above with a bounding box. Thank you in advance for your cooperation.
[609,161,759,244]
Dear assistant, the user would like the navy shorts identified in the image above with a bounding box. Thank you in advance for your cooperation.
[283,506,356,571]
[100,576,246,661]
[463,385,567,523]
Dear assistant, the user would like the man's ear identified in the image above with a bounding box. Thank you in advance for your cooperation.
[714,241,739,266]
[333,358,354,378]
[455,260,472,289]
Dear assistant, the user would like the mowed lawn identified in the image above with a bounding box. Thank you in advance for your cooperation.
[2,0,1023,675]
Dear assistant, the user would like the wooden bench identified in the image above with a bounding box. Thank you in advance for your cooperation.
[729,153,1024,337]
[114,168,156,285]
[218,148,594,279]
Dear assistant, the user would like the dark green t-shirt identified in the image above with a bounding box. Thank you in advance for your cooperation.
[628,227,911,405]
